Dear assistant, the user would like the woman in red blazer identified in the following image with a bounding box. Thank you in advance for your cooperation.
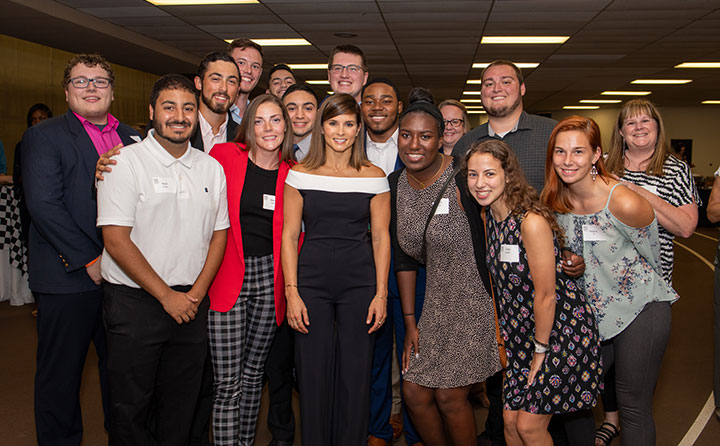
[208,94,295,446]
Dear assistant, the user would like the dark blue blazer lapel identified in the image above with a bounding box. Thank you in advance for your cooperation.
[65,111,100,196]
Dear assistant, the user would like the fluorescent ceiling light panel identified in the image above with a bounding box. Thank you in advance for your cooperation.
[481,36,568,44]
[631,79,691,84]
[463,91,482,95]
[563,106,599,110]
[467,110,487,114]
[675,62,720,68]
[460,99,483,103]
[148,0,258,5]
[248,38,310,46]
[701,100,720,104]
[579,99,622,104]
[288,64,327,70]
[306,80,330,84]
[471,63,539,69]
[601,91,651,96]
[465,106,485,109]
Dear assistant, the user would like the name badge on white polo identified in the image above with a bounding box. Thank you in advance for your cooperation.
[500,244,520,263]
[640,184,658,195]
[434,198,449,215]
[263,194,276,211]
[582,224,607,242]
[152,177,176,193]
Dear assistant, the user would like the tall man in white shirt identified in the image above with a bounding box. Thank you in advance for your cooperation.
[282,83,319,162]
[191,52,241,153]
[97,74,229,445]
[227,38,263,124]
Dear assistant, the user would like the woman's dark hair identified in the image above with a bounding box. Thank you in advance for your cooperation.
[464,139,565,245]
[233,94,294,163]
[26,103,53,128]
[303,93,367,171]
[399,87,444,134]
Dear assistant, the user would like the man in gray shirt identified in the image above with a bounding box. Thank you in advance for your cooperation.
[451,60,556,192]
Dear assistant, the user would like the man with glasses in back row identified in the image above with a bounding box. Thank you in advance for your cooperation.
[22,53,141,445]
[328,44,369,103]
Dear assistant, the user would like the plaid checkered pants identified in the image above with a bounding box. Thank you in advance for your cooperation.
[209,254,277,446]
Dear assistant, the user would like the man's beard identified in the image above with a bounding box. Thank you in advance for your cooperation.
[202,91,230,115]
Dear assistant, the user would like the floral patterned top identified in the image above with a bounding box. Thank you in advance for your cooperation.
[556,184,679,340]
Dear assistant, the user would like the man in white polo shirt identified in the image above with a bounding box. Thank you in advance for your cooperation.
[96,74,229,445]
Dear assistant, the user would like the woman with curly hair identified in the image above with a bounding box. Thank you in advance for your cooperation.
[466,139,601,446]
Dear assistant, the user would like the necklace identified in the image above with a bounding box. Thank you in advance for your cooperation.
[407,154,445,189]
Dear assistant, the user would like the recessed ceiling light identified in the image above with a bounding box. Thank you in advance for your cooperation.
[563,106,600,110]
[481,36,568,44]
[306,80,330,85]
[465,105,485,109]
[463,91,482,95]
[471,63,539,69]
[675,62,720,68]
[701,100,720,104]
[601,91,651,96]
[467,110,487,114]
[288,64,327,70]
[247,39,310,46]
[631,79,691,84]
[148,0,258,4]
[460,99,483,103]
[579,99,622,104]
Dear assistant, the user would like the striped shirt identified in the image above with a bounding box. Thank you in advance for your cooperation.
[621,155,701,284]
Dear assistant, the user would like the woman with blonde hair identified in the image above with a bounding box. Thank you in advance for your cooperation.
[438,99,470,155]
[598,99,699,444]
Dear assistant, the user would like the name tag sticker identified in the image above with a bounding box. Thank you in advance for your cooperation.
[152,177,176,193]
[435,198,449,215]
[500,244,520,263]
[640,184,658,195]
[582,224,607,242]
[263,194,276,211]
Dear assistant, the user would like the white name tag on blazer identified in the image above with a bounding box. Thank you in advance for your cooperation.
[641,184,658,195]
[263,194,276,211]
[434,198,449,215]
[152,177,176,193]
[500,244,520,263]
[582,224,607,242]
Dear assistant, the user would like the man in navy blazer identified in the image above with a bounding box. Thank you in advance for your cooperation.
[22,53,140,446]
[189,52,241,153]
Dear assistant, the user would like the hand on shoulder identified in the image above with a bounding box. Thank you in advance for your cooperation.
[609,184,655,228]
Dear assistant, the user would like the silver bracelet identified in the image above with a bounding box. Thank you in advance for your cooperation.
[533,339,549,354]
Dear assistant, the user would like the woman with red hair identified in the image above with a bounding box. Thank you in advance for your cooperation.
[541,116,678,446]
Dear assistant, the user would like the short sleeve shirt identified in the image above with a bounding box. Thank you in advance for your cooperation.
[97,129,230,287]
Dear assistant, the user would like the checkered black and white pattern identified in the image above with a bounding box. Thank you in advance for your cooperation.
[0,185,27,276]
[209,254,277,446]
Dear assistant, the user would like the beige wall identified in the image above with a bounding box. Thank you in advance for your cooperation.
[0,34,158,173]
[552,106,720,178]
